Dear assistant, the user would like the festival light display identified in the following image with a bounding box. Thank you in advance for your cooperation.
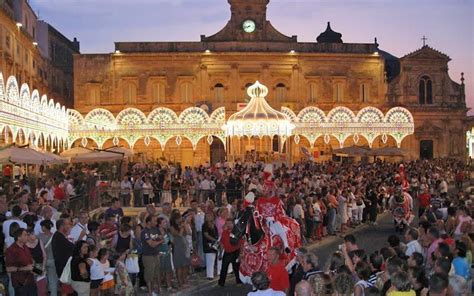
[224,81,294,138]
[0,74,414,154]
[0,74,68,150]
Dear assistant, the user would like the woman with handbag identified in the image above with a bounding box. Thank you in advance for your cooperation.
[70,240,91,296]
[202,212,218,280]
[26,228,47,296]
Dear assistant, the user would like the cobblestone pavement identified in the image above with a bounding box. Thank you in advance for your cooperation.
[141,211,396,296]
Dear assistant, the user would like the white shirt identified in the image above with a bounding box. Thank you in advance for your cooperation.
[200,179,211,190]
[34,218,57,235]
[66,182,75,197]
[89,258,105,280]
[194,211,205,232]
[440,180,448,193]
[3,219,27,243]
[70,222,88,243]
[120,180,132,194]
[248,289,285,296]
[293,204,304,219]
[405,239,423,257]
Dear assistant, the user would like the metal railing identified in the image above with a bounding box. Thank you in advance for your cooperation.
[67,185,245,212]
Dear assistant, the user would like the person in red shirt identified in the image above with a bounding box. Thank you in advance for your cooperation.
[218,219,243,287]
[54,180,66,201]
[266,246,289,294]
[418,187,431,217]
[3,165,12,178]
[5,228,37,295]
[98,214,118,247]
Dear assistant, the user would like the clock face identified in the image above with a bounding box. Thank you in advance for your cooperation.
[242,20,256,33]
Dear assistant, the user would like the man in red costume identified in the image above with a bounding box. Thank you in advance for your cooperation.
[256,164,291,253]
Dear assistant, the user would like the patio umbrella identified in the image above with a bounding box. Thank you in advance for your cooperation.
[368,147,407,156]
[70,150,124,163]
[43,151,68,164]
[332,145,370,156]
[0,145,54,165]
[104,146,133,157]
[60,146,93,158]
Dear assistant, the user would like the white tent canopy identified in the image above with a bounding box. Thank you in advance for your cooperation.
[69,150,123,163]
[0,145,60,165]
[60,146,93,158]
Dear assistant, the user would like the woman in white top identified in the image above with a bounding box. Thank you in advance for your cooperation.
[87,245,104,296]
[142,178,154,205]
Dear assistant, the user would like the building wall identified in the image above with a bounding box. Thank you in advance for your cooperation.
[0,7,47,95]
[42,22,80,107]
[74,52,385,113]
[72,1,467,163]
[0,2,79,107]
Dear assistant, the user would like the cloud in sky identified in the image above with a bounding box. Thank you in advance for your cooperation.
[30,0,473,108]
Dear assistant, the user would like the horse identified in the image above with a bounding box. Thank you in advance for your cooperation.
[230,204,301,284]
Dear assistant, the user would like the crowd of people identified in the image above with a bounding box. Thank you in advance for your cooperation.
[0,157,472,296]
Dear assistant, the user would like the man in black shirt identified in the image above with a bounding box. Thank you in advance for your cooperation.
[141,215,163,296]
[289,248,307,296]
[52,218,74,296]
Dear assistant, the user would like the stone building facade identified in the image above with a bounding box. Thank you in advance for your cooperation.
[0,0,79,107]
[73,0,466,165]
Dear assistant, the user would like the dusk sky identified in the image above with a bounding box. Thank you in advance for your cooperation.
[30,0,473,109]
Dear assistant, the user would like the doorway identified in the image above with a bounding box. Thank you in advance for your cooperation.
[210,137,225,165]
[419,140,433,159]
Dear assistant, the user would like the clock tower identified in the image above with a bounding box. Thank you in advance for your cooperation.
[201,0,296,42]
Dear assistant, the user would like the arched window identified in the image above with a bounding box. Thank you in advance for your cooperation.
[275,83,286,102]
[214,83,224,102]
[123,81,137,104]
[180,82,193,103]
[309,82,317,103]
[419,75,433,104]
[151,82,165,103]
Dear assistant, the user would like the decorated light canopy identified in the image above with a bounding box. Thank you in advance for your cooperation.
[0,72,415,156]
[224,81,294,138]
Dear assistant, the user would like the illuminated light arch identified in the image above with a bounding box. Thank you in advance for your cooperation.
[209,107,225,123]
[355,107,385,147]
[297,107,326,123]
[5,75,19,104]
[48,99,54,111]
[71,137,99,148]
[384,107,414,147]
[326,106,356,123]
[147,107,178,125]
[0,73,4,100]
[84,108,116,130]
[31,89,40,113]
[179,107,210,124]
[385,107,414,125]
[20,83,31,109]
[68,109,85,127]
[183,134,208,150]
[356,107,385,123]
[281,107,297,122]
[152,135,174,150]
[116,108,147,126]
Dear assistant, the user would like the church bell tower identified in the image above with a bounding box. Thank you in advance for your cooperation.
[201,0,296,42]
